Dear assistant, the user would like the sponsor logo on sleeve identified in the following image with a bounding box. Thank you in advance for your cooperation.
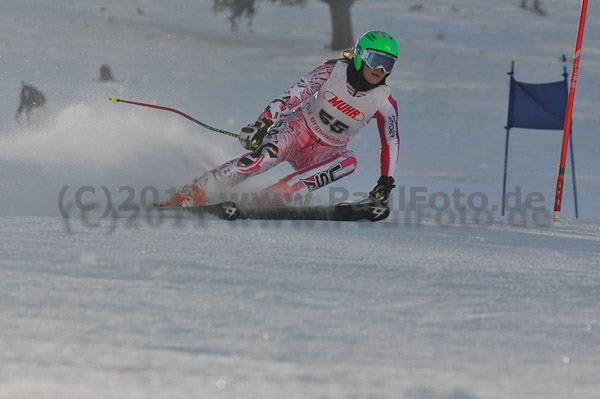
[388,115,397,139]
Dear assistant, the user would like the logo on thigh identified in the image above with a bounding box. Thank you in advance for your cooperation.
[301,162,343,191]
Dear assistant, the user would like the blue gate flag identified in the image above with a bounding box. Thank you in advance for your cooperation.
[506,77,568,130]
[502,59,578,218]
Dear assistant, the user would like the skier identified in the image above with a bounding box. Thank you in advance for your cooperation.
[160,30,399,208]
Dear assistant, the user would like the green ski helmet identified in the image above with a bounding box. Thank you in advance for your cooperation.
[353,30,398,74]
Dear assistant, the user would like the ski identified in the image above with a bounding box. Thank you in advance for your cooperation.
[180,198,390,222]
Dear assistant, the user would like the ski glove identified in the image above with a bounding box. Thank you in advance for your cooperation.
[239,118,272,151]
[369,176,395,205]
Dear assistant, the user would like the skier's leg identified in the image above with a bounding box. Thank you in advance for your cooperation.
[259,148,357,203]
[159,118,300,207]
[158,142,284,207]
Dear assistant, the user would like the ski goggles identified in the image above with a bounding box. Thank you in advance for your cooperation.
[358,46,397,74]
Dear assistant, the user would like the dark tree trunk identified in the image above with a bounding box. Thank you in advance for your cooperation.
[321,0,355,50]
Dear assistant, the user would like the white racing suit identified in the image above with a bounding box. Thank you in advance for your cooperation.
[171,61,399,206]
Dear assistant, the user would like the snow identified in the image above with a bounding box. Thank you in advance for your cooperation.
[0,1,599,398]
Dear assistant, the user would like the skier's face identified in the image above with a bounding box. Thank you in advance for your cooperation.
[362,64,387,85]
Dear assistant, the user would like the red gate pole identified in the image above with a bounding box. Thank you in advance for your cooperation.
[553,0,588,222]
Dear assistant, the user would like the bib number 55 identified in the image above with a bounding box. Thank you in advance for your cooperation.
[319,110,349,134]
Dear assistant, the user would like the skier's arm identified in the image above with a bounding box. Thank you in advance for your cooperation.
[368,96,399,204]
[374,95,400,177]
[256,63,335,126]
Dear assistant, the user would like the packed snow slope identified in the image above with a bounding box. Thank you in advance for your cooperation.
[0,1,599,399]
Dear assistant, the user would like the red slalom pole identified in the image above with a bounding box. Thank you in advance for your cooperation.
[110,96,239,139]
[553,0,588,222]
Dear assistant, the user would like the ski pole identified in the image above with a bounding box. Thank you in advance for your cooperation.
[109,96,239,138]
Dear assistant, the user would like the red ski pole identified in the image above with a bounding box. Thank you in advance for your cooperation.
[110,96,239,139]
[553,0,588,222]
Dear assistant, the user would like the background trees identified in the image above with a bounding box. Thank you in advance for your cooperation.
[212,0,355,49]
